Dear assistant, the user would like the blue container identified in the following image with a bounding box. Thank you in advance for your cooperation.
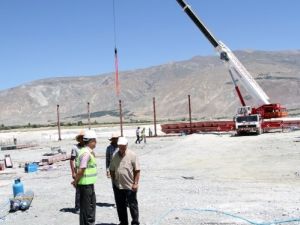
[13,178,24,197]
[25,163,38,173]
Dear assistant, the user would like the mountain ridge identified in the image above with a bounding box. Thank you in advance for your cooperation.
[1,50,300,126]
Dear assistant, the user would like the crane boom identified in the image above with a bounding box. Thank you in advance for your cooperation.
[176,0,219,48]
[176,0,270,106]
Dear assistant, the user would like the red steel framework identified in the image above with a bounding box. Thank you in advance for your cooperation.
[161,119,300,134]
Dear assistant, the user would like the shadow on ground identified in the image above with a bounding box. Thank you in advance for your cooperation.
[96,202,115,207]
[96,223,117,225]
[59,208,78,214]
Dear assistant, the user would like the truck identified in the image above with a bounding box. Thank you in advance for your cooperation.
[176,0,288,135]
[234,107,262,135]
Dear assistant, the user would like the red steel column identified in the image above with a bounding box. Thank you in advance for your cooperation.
[153,97,157,137]
[188,95,192,134]
[119,100,124,137]
[57,104,61,141]
[87,102,91,130]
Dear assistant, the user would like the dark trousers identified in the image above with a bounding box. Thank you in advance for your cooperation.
[135,135,140,144]
[79,184,96,225]
[75,186,80,209]
[113,185,139,225]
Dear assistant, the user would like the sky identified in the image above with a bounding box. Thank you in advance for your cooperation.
[0,0,299,90]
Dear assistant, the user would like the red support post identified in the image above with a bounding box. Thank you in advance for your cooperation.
[119,100,124,137]
[87,102,91,130]
[188,95,192,134]
[153,97,157,137]
[57,104,61,141]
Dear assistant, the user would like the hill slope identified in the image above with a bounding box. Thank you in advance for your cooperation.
[1,50,300,126]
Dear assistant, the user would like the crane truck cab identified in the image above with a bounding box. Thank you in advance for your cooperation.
[234,106,262,135]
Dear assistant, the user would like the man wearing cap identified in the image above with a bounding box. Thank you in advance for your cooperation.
[70,130,85,213]
[110,137,141,225]
[106,133,119,178]
[72,130,98,225]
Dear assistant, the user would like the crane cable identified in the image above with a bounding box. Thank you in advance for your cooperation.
[113,0,120,96]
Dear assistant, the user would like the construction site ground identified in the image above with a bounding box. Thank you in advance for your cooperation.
[1,126,300,225]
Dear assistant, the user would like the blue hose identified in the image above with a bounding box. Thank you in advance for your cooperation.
[0,212,9,223]
[0,200,10,222]
[153,208,300,225]
[0,200,9,211]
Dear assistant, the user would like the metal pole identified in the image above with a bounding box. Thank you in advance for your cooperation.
[57,104,61,141]
[188,95,192,134]
[153,97,157,137]
[87,102,91,130]
[119,99,123,137]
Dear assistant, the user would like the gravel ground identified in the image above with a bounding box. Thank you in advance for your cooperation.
[1,127,300,225]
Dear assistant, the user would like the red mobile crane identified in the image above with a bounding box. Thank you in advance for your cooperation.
[176,0,287,120]
[161,0,300,135]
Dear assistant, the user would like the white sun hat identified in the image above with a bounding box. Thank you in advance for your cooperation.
[117,137,128,146]
[83,130,97,141]
[109,132,120,140]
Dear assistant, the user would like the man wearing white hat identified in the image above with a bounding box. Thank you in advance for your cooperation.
[72,130,98,225]
[110,137,141,225]
[106,132,119,178]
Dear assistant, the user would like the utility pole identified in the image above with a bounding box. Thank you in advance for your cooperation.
[188,95,192,134]
[153,97,157,137]
[57,104,61,141]
[87,102,91,130]
[119,100,123,137]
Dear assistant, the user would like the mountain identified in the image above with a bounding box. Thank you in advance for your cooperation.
[1,50,300,126]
